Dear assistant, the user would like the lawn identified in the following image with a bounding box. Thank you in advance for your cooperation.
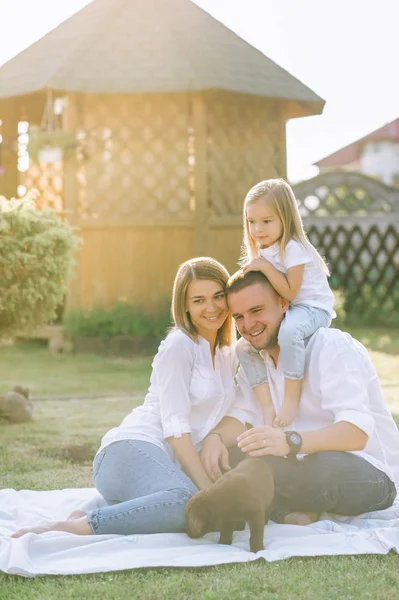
[1,326,398,599]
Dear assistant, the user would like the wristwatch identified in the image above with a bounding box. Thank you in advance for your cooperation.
[285,431,303,456]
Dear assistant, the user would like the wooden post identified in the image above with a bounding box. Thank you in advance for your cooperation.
[192,92,208,256]
[0,99,19,198]
[62,92,81,310]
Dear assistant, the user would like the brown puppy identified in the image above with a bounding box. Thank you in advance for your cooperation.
[185,458,274,553]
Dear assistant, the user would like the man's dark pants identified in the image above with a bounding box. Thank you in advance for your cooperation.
[229,448,397,522]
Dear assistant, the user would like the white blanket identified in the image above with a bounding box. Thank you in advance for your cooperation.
[0,488,398,577]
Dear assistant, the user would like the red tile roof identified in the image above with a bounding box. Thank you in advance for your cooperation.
[315,117,399,167]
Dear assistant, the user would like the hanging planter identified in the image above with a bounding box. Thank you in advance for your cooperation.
[27,90,76,163]
[28,126,76,163]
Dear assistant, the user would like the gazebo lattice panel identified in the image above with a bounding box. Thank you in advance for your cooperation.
[206,93,285,217]
[75,94,192,221]
[23,160,63,212]
[293,172,399,318]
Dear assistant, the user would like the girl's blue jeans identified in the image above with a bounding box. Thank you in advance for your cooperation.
[87,440,198,535]
[236,304,331,385]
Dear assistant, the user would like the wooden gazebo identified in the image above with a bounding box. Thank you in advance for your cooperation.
[0,0,324,311]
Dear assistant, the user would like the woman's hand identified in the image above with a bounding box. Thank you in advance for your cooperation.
[200,434,231,482]
[241,258,271,275]
[237,426,290,457]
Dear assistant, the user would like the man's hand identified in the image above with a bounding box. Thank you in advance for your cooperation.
[241,258,271,275]
[237,426,290,457]
[200,433,231,482]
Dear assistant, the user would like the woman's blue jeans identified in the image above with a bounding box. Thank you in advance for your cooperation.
[87,440,198,535]
[229,448,397,522]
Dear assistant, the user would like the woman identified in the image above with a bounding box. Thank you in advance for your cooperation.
[13,257,248,537]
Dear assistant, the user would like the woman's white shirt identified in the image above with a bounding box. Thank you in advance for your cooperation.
[97,329,247,461]
[259,239,336,318]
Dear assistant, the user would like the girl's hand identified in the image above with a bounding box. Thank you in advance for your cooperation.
[242,258,270,275]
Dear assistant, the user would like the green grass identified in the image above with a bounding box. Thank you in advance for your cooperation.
[0,341,152,397]
[1,328,398,598]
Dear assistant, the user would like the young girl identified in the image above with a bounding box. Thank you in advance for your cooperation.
[236,179,335,428]
[13,257,249,538]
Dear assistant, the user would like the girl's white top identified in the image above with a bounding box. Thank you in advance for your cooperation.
[97,329,248,461]
[259,239,336,318]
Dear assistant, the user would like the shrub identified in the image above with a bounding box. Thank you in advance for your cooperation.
[63,300,172,341]
[0,191,80,338]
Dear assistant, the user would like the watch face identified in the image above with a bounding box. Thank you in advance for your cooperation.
[289,433,302,446]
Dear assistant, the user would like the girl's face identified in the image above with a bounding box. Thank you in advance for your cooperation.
[186,279,228,342]
[246,198,284,249]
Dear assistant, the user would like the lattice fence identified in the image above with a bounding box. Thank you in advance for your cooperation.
[293,172,399,321]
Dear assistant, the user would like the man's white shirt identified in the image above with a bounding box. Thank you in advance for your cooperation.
[237,327,399,489]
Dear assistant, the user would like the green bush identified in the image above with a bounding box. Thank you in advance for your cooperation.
[0,191,79,338]
[64,300,172,340]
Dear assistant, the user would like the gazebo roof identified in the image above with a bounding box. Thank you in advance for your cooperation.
[0,0,324,118]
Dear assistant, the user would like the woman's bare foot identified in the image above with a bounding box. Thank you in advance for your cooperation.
[283,512,320,525]
[67,509,87,520]
[12,516,92,538]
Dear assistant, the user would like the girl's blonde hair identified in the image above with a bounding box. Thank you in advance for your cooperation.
[241,179,330,275]
[171,256,236,347]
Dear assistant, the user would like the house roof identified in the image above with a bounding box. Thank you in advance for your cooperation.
[315,117,399,167]
[0,0,324,118]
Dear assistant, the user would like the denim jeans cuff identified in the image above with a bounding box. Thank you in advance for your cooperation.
[87,509,100,534]
[251,376,269,388]
[283,371,304,380]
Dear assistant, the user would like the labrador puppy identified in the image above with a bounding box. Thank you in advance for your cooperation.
[185,457,274,553]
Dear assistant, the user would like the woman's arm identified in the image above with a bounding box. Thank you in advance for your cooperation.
[167,433,213,489]
[243,258,304,301]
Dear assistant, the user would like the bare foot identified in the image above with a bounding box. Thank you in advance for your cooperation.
[283,512,320,525]
[274,404,297,428]
[67,509,86,520]
[12,516,92,538]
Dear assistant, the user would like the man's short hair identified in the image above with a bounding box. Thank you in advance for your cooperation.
[226,269,276,296]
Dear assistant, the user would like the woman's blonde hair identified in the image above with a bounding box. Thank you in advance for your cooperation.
[171,257,236,347]
[240,179,330,275]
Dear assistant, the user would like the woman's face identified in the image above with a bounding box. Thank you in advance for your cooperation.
[186,279,228,341]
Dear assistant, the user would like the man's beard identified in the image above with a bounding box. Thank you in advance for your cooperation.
[244,329,279,352]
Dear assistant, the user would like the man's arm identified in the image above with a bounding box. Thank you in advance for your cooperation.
[237,421,368,457]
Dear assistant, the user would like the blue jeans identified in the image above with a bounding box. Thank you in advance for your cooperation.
[87,440,198,535]
[236,305,330,385]
[229,448,397,522]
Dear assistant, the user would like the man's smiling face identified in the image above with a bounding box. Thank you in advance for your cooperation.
[227,282,289,352]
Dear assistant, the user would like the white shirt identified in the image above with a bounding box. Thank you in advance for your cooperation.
[259,239,336,318]
[237,328,399,488]
[98,329,248,461]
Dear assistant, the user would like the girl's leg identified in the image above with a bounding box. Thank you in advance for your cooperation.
[235,337,275,426]
[276,306,330,427]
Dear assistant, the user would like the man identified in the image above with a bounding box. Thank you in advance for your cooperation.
[202,270,398,524]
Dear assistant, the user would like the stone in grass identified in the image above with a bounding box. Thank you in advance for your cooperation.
[0,386,33,423]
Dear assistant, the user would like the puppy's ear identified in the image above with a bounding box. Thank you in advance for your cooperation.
[185,494,211,538]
